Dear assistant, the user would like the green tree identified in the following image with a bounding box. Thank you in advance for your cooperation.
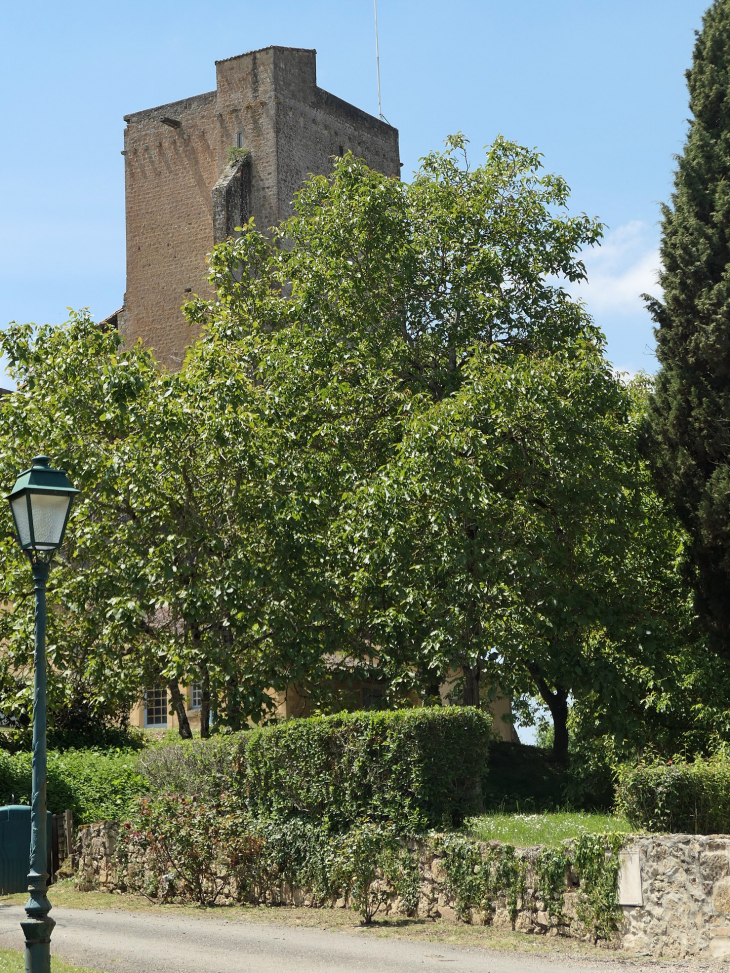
[189,137,662,759]
[340,355,677,764]
[0,313,344,735]
[0,136,679,756]
[646,0,730,654]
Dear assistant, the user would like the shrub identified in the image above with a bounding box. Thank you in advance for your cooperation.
[0,724,145,754]
[139,707,491,830]
[119,795,417,920]
[616,756,730,833]
[0,748,146,823]
[240,707,491,829]
[329,822,418,923]
[120,794,264,905]
[484,741,615,813]
[483,742,562,811]
[136,736,238,800]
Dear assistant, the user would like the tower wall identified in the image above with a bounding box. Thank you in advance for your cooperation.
[121,90,219,370]
[119,47,400,371]
[273,52,401,221]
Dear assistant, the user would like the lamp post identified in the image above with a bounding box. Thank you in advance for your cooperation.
[5,456,79,973]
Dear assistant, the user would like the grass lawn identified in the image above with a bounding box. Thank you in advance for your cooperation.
[464,811,631,847]
[0,947,100,972]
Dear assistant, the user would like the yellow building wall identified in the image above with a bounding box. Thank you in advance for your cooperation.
[131,675,518,740]
[438,668,520,743]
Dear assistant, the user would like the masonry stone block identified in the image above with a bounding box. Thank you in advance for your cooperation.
[701,850,730,882]
[713,876,730,913]
[492,908,512,929]
[514,912,535,933]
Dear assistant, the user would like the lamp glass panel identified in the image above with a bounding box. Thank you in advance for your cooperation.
[28,492,72,550]
[10,495,31,547]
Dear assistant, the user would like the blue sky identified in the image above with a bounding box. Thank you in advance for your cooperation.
[0,0,710,388]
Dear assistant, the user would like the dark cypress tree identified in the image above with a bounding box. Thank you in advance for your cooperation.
[647,0,730,655]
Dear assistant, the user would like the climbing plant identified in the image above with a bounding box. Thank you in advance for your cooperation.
[535,847,571,924]
[434,831,621,937]
[573,833,624,941]
[115,793,625,938]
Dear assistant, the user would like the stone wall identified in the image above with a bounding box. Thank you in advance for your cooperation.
[75,823,603,940]
[76,821,120,892]
[75,823,730,960]
[620,834,730,961]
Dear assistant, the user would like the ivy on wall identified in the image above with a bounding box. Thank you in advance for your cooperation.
[112,794,624,937]
[435,832,622,938]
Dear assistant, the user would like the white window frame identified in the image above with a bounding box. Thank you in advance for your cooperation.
[189,682,202,711]
[144,684,168,727]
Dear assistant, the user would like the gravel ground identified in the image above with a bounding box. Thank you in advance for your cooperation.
[0,904,727,973]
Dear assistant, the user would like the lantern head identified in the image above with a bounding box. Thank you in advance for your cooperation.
[6,456,80,559]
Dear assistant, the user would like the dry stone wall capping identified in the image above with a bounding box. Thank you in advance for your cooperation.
[76,823,730,960]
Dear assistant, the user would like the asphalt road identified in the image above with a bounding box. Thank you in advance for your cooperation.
[0,904,718,973]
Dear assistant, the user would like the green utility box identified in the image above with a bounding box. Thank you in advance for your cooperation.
[0,806,52,894]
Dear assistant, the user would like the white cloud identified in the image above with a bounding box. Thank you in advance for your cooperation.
[570,221,662,316]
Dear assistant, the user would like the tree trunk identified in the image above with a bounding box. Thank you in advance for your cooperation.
[426,681,442,705]
[548,691,569,767]
[462,664,481,707]
[200,667,211,739]
[226,680,246,730]
[533,675,570,766]
[168,680,193,739]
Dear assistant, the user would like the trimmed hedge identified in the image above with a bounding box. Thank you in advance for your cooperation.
[484,742,566,811]
[0,710,489,830]
[0,748,147,824]
[140,707,492,829]
[242,708,491,828]
[616,756,730,834]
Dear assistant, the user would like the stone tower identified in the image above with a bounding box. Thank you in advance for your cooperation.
[114,47,401,370]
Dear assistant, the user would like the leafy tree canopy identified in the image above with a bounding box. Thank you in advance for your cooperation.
[187,136,685,760]
[0,136,695,757]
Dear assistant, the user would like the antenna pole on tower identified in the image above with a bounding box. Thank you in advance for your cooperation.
[374,0,383,120]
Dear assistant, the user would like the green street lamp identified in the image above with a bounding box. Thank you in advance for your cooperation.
[6,456,79,973]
